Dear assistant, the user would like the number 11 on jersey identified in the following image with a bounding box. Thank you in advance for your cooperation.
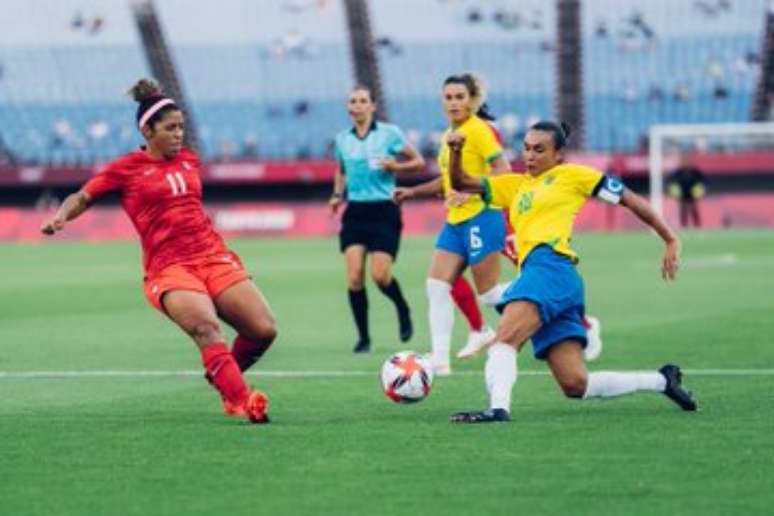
[165,172,187,195]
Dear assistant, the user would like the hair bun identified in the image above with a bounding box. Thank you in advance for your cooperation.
[559,122,572,139]
[128,78,162,103]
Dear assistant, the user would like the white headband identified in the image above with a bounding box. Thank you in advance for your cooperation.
[138,98,176,129]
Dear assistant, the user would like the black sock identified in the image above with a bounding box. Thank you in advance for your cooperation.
[348,288,370,343]
[378,278,410,316]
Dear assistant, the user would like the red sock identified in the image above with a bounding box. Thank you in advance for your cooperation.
[231,334,270,372]
[201,343,249,405]
[451,276,483,332]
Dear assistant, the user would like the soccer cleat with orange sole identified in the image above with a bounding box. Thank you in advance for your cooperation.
[244,389,270,424]
[221,396,246,417]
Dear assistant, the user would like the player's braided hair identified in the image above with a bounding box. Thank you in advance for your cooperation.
[128,77,179,130]
[530,120,573,150]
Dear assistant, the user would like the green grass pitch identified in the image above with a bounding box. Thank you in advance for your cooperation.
[1,229,773,515]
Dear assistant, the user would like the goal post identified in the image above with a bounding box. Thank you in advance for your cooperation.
[648,122,774,217]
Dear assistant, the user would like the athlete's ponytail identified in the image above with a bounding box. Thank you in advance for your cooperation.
[476,102,496,122]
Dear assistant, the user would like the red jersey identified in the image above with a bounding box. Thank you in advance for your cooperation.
[83,147,228,275]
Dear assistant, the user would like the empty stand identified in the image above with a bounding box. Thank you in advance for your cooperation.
[0,0,768,163]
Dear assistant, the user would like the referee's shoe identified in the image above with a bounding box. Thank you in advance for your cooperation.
[353,339,371,353]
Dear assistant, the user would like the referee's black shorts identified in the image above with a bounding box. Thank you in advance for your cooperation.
[339,200,403,259]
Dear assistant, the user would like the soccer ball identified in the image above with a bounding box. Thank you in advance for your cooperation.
[380,351,433,403]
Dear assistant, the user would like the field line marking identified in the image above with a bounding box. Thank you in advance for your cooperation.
[1,369,774,379]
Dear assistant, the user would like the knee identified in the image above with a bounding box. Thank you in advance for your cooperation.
[495,319,531,349]
[245,317,278,345]
[190,321,222,343]
[371,268,392,287]
[558,375,588,399]
[496,302,541,346]
[259,323,278,345]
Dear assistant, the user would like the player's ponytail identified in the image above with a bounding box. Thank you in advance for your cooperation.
[476,102,496,122]
[559,122,572,142]
[128,77,179,131]
[530,120,572,150]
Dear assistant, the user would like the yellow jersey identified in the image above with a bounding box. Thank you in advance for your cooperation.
[437,115,503,224]
[482,163,623,264]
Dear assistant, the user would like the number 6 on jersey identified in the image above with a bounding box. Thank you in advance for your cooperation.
[470,225,482,250]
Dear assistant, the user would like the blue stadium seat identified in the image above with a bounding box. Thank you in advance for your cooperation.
[0,0,766,163]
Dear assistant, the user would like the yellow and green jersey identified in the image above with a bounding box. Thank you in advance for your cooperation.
[437,115,503,224]
[482,163,624,264]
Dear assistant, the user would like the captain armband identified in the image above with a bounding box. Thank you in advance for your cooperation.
[594,175,624,204]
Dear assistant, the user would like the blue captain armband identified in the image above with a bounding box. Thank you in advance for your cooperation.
[593,175,624,204]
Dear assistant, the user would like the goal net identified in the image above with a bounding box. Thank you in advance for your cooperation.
[648,122,774,227]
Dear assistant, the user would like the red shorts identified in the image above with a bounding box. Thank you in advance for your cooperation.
[143,251,250,312]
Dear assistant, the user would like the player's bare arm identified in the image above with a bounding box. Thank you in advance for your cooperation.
[489,154,510,176]
[329,166,345,214]
[380,143,425,173]
[393,176,442,203]
[447,133,484,194]
[40,189,92,235]
[620,189,680,281]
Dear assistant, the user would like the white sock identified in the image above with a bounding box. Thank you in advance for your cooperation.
[426,278,454,366]
[485,342,517,411]
[583,372,666,399]
[478,282,508,307]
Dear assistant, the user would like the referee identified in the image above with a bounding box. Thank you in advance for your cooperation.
[330,86,425,353]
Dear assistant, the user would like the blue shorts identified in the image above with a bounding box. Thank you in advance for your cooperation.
[497,245,587,360]
[435,208,505,265]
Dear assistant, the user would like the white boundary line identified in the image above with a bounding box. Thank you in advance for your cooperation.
[1,369,774,379]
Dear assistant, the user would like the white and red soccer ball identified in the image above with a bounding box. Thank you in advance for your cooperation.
[380,351,433,403]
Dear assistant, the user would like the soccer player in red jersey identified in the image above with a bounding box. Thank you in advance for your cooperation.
[41,78,273,424]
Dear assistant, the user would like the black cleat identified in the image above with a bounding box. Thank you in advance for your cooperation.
[659,364,697,411]
[249,413,271,425]
[398,310,413,342]
[449,408,511,423]
[353,339,371,353]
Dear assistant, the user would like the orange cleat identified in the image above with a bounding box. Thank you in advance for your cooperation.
[221,396,246,417]
[243,390,270,424]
